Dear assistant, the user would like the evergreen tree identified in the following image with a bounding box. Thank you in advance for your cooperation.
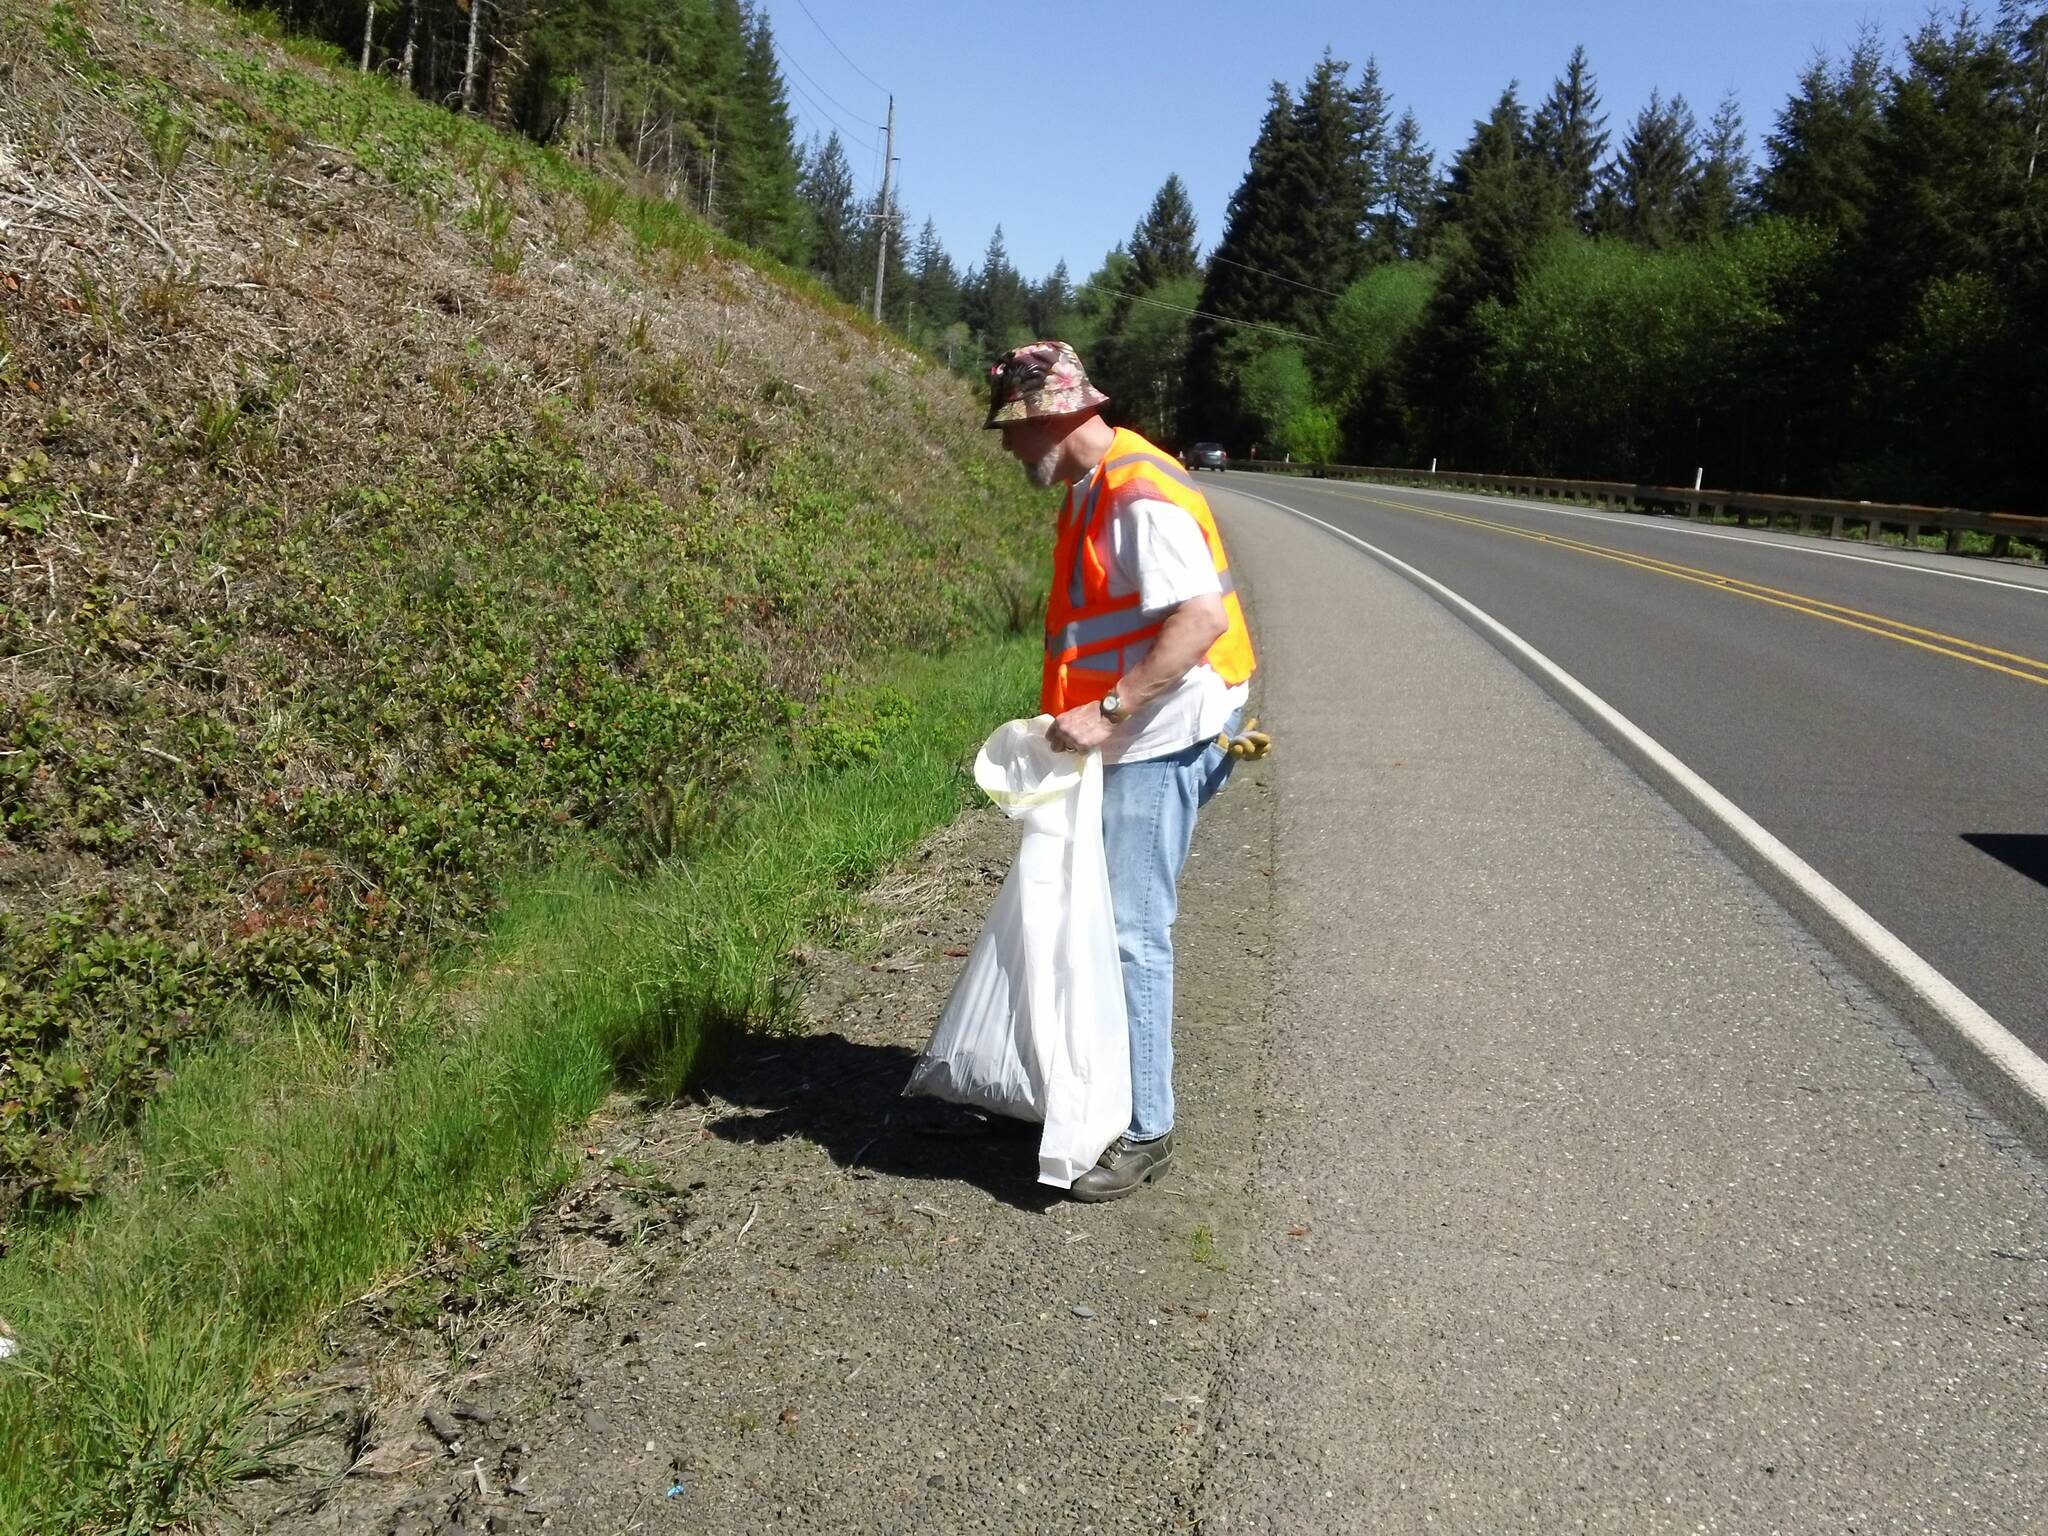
[1871,13,2018,286]
[1688,92,1751,236]
[1096,274,1200,438]
[1998,1,2048,510]
[1129,174,1200,288]
[1381,110,1435,258]
[799,132,861,300]
[728,10,805,262]
[909,218,962,333]
[1531,45,1610,232]
[962,224,1029,357]
[1184,57,1379,437]
[696,0,751,220]
[1184,81,1300,437]
[1747,35,1891,489]
[1851,11,2043,505]
[1065,246,1137,367]
[1405,85,1566,465]
[1599,89,1700,247]
[1998,2,2047,314]
[1101,176,1199,420]
[1027,260,1074,338]
[1435,85,1528,213]
[1758,33,1888,239]
[494,0,800,237]
[1283,52,1373,304]
[1353,58,1395,247]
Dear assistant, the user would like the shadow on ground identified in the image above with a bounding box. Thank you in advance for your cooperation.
[1963,832,2048,892]
[703,1030,1062,1213]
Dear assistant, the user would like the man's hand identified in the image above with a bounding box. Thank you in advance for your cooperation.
[1047,701,1117,754]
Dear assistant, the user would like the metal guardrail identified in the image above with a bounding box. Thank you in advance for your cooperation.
[1232,460,2048,559]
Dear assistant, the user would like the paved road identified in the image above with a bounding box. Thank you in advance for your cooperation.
[1194,487,2048,1532]
[1211,470,2048,1067]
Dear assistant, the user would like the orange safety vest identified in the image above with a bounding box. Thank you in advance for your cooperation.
[1042,426,1256,715]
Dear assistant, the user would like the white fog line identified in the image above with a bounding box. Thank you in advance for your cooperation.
[1222,482,2048,1131]
[1223,472,2048,597]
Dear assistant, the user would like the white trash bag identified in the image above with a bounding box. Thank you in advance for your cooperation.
[905,716,1130,1188]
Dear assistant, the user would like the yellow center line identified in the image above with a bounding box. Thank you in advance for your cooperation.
[1375,493,2048,670]
[1299,482,2048,688]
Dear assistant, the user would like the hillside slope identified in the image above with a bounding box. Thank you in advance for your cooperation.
[0,0,1045,1207]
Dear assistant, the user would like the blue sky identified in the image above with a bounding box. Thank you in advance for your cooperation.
[758,1,1942,284]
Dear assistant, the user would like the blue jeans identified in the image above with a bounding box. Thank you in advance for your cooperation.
[1099,711,1240,1143]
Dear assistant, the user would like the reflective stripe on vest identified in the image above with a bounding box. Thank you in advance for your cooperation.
[1046,568,1241,658]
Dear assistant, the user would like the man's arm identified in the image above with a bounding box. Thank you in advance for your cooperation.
[1046,593,1227,753]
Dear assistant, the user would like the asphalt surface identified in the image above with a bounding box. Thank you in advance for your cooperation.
[1195,487,2048,1532]
[1209,470,2048,1066]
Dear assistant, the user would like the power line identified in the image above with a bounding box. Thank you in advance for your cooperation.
[1207,251,1350,300]
[771,36,883,131]
[1076,282,1328,347]
[776,51,878,146]
[792,0,890,97]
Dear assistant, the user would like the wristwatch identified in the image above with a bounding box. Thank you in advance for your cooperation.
[1099,690,1128,723]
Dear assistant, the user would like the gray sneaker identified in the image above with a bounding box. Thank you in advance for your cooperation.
[1068,1133,1174,1203]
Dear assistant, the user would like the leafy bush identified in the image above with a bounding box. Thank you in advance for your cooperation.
[1321,263,1435,408]
[1234,344,1318,458]
[1482,220,1831,482]
[1279,403,1342,464]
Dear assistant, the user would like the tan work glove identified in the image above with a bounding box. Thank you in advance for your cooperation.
[1216,714,1273,759]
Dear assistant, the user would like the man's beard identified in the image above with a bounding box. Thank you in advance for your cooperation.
[1021,443,1062,488]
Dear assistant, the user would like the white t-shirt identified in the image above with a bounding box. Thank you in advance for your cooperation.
[1080,478,1249,764]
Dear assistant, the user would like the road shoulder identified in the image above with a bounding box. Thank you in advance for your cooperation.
[220,740,1281,1534]
[1190,486,2048,1533]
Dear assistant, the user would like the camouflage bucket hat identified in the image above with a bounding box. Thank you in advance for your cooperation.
[984,341,1110,429]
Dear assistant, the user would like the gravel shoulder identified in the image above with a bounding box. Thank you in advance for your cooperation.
[220,748,1280,1535]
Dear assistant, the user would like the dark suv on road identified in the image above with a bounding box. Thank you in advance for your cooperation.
[1183,442,1229,472]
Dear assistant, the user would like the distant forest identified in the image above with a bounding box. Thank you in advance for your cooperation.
[260,1,2044,510]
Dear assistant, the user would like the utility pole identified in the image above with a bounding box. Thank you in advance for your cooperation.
[871,96,895,323]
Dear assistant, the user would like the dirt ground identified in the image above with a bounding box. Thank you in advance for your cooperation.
[218,755,1281,1535]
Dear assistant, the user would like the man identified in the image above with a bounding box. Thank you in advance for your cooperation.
[986,341,1257,1203]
